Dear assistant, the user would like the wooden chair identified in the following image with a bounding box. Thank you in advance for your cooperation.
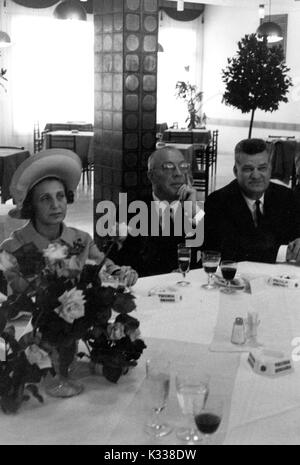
[0,145,25,150]
[192,145,210,200]
[33,122,48,153]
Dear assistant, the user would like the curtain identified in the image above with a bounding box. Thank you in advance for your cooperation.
[157,10,203,129]
[0,1,93,152]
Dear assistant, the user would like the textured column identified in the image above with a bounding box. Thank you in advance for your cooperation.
[94,0,158,235]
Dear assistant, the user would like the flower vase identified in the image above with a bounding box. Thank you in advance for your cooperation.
[45,342,84,398]
[89,361,104,376]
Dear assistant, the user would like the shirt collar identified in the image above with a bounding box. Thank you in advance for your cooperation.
[20,221,72,249]
[152,192,180,214]
[242,193,264,210]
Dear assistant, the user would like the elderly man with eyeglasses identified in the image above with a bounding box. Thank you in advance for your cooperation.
[109,146,203,276]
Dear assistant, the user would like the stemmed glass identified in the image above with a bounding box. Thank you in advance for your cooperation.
[144,358,173,438]
[175,372,209,443]
[193,396,223,445]
[220,260,237,294]
[176,244,191,286]
[201,251,221,290]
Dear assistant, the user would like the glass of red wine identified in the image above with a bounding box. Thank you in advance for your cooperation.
[176,244,191,286]
[201,251,221,290]
[220,260,237,294]
[193,396,223,444]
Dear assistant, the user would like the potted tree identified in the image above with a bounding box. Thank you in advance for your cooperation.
[175,81,204,130]
[222,33,292,138]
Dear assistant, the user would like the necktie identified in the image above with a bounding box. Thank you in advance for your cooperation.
[255,199,263,227]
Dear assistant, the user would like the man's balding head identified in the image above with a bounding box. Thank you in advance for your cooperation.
[147,146,188,201]
[148,147,184,172]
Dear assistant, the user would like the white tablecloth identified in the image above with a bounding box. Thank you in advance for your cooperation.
[2,262,300,445]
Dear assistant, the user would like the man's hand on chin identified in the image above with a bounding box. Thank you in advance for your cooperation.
[177,184,198,218]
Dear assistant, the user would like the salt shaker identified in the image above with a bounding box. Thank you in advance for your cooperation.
[231,317,246,345]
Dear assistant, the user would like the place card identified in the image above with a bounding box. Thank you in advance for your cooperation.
[247,276,267,295]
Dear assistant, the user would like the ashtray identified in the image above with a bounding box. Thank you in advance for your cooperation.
[248,348,294,377]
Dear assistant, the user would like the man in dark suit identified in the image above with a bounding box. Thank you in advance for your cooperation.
[109,146,204,276]
[203,138,300,263]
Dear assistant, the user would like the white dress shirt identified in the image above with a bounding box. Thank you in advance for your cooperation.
[152,193,204,237]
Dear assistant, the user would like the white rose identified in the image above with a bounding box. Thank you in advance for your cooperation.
[43,243,68,262]
[25,344,52,369]
[55,288,86,324]
[0,250,18,272]
[127,327,141,342]
[107,322,125,341]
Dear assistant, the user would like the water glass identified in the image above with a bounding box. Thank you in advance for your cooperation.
[144,358,173,438]
[175,372,209,443]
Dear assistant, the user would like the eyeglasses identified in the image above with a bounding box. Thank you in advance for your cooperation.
[159,161,191,173]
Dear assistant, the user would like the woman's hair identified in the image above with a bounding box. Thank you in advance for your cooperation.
[20,176,74,220]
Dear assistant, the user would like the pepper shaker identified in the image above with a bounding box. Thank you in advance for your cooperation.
[231,317,246,345]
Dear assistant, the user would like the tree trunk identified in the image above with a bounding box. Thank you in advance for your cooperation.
[248,108,255,138]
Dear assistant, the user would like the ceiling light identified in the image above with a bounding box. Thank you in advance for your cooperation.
[0,31,11,48]
[259,4,265,19]
[53,0,87,21]
[257,21,283,43]
[256,0,283,43]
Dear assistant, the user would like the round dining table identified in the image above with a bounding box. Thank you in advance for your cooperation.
[2,261,300,445]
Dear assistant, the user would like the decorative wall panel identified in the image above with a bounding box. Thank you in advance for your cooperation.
[94,0,158,232]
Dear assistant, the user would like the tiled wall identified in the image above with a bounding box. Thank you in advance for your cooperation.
[94,0,158,237]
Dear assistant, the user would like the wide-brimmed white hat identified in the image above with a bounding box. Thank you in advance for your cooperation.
[9,148,82,219]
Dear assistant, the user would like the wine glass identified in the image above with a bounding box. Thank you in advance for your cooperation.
[144,358,173,437]
[220,260,237,294]
[201,250,221,290]
[193,396,223,445]
[175,372,209,443]
[176,244,191,286]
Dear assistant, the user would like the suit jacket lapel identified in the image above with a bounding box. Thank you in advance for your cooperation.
[228,180,256,229]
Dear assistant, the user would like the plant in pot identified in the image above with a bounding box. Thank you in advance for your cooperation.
[175,81,204,130]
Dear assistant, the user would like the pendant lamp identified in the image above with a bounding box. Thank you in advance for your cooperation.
[256,0,283,43]
[53,0,87,21]
[0,31,11,48]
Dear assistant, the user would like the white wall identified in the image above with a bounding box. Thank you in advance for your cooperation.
[202,3,300,154]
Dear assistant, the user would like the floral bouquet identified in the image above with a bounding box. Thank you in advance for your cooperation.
[0,238,146,414]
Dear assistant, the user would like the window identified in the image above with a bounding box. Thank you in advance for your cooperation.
[10,15,94,134]
[157,12,203,128]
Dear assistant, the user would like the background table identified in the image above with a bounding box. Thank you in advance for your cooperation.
[46,130,94,166]
[2,262,300,445]
[163,128,211,146]
[0,148,31,203]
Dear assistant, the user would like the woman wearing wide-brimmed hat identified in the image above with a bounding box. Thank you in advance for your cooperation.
[0,149,138,304]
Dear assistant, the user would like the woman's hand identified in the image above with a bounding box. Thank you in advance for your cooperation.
[114,266,138,287]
